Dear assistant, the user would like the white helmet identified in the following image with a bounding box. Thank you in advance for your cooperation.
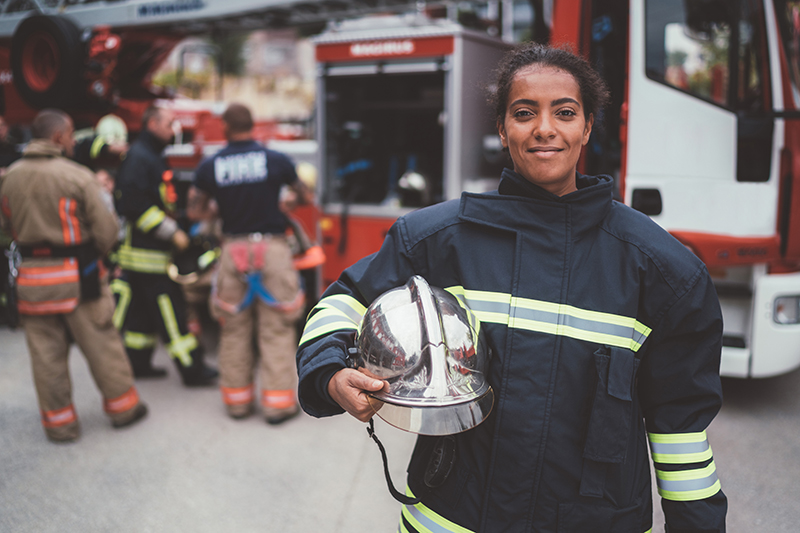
[95,114,127,145]
[352,275,494,435]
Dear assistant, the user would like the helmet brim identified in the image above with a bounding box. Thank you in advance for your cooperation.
[367,387,494,436]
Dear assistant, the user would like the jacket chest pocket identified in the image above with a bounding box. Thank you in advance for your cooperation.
[583,345,640,464]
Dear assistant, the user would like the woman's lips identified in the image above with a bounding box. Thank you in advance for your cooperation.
[527,147,563,158]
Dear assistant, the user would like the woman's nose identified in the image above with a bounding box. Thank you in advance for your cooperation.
[533,114,556,139]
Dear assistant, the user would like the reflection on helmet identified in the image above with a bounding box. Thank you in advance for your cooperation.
[353,275,493,435]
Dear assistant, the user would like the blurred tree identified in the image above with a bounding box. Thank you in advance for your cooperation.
[209,30,250,77]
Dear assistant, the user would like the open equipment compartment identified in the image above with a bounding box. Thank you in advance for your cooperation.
[313,15,510,285]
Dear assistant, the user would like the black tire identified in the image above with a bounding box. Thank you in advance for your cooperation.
[11,15,82,109]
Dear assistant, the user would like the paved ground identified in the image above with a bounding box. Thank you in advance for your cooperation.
[1,322,799,532]
[0,325,416,533]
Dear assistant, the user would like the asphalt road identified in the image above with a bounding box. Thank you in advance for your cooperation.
[1,323,798,532]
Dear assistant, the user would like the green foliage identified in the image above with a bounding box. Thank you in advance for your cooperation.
[152,69,213,99]
[209,31,250,76]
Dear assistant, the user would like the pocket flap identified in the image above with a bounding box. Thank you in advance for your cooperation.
[608,348,635,401]
[584,346,641,464]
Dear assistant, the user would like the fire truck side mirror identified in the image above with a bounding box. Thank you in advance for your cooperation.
[631,189,663,216]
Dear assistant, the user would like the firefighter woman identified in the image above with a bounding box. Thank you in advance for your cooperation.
[296,43,727,532]
[0,109,147,442]
[113,106,217,386]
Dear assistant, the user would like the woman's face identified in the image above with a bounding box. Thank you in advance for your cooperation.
[498,65,593,196]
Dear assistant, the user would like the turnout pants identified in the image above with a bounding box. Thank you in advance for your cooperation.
[212,235,303,419]
[111,270,206,383]
[21,282,142,441]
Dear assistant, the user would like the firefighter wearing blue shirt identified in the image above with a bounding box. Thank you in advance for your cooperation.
[296,45,727,532]
[113,106,217,386]
[188,103,314,423]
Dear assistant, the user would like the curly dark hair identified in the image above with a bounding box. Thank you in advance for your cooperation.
[489,43,610,123]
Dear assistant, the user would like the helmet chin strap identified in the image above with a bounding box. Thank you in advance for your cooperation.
[366,417,422,506]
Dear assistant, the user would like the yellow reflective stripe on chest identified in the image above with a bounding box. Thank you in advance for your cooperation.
[299,294,367,345]
[446,286,651,352]
[401,487,475,533]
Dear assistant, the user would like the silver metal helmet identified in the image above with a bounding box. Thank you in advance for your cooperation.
[352,275,494,436]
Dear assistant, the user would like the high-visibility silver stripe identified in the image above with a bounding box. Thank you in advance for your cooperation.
[305,313,359,332]
[464,299,511,316]
[650,441,710,456]
[320,297,365,324]
[512,306,639,340]
[464,296,649,350]
[657,471,719,493]
[403,504,469,533]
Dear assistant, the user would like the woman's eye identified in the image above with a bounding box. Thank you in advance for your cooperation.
[513,109,533,118]
[557,109,577,117]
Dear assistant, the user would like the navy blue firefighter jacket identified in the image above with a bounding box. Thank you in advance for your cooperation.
[296,169,727,533]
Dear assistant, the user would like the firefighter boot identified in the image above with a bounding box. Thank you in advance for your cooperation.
[180,345,219,387]
[111,403,149,429]
[126,345,167,379]
[45,420,81,443]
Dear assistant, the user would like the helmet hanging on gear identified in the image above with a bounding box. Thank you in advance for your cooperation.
[351,275,494,436]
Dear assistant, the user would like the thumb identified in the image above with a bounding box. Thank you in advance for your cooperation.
[351,371,385,392]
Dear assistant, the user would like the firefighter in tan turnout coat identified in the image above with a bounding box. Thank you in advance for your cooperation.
[0,109,147,442]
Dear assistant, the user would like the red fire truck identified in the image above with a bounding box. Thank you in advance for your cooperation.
[309,1,800,379]
[3,0,800,378]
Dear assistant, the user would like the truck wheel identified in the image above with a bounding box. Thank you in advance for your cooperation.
[11,15,82,109]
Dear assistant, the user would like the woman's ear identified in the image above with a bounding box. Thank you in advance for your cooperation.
[497,120,508,149]
[582,113,594,145]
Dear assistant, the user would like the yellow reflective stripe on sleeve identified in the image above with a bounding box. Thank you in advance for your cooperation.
[157,294,195,366]
[136,205,166,233]
[124,331,157,350]
[400,487,475,533]
[656,462,721,502]
[299,294,367,345]
[110,278,131,330]
[316,294,367,321]
[655,461,721,502]
[648,431,714,464]
[445,286,651,352]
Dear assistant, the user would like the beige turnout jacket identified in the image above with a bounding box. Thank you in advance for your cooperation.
[0,139,118,314]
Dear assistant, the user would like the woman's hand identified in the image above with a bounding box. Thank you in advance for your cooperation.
[328,368,388,422]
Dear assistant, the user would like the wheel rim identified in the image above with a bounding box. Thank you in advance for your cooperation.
[21,30,60,92]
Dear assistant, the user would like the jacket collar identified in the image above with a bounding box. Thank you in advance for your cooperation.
[139,129,168,152]
[22,139,65,158]
[459,168,614,238]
